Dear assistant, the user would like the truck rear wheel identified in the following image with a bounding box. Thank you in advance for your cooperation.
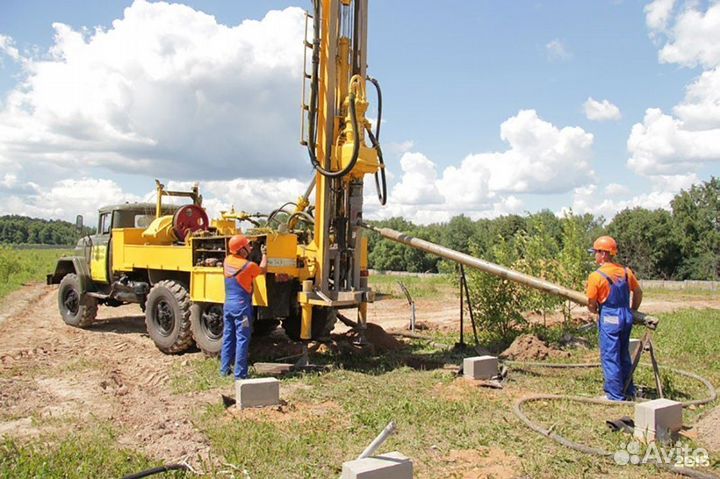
[282,306,336,341]
[58,273,98,327]
[190,303,223,357]
[145,280,194,354]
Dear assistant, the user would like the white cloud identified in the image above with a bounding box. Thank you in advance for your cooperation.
[365,110,594,224]
[655,1,720,68]
[583,97,622,121]
[628,2,720,178]
[627,108,720,175]
[387,140,415,156]
[390,153,443,205]
[2,178,142,224]
[0,1,308,181]
[569,184,676,219]
[605,183,630,196]
[0,34,20,61]
[645,0,677,33]
[460,110,594,194]
[546,39,571,61]
[673,67,720,129]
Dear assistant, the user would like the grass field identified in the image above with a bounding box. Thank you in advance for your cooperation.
[0,246,73,301]
[0,257,718,477]
[5,308,713,478]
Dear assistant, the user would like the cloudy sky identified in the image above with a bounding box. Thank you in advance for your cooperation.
[0,0,718,227]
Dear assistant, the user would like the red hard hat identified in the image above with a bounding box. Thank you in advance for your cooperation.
[228,234,250,254]
[592,236,618,256]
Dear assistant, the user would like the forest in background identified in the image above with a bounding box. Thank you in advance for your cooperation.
[0,177,717,281]
[367,177,720,281]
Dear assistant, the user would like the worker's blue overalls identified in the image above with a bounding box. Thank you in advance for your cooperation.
[597,268,636,401]
[220,259,253,379]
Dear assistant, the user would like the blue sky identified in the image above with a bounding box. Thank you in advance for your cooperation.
[0,0,718,225]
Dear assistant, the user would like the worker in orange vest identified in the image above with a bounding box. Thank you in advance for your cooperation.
[220,234,267,379]
[586,235,643,400]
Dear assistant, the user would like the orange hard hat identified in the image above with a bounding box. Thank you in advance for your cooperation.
[591,235,618,256]
[228,234,250,254]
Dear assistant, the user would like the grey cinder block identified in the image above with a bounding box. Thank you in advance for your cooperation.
[463,355,498,380]
[341,451,413,479]
[235,377,280,409]
[634,398,682,442]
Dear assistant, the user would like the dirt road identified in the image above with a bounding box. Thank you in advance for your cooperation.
[1,283,718,470]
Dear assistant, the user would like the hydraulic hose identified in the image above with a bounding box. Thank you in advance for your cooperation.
[267,202,297,225]
[367,76,382,141]
[507,360,718,479]
[305,1,361,179]
[310,90,361,178]
[121,463,189,479]
[366,76,387,205]
[365,125,387,205]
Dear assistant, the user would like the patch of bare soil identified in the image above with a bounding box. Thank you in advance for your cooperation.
[695,406,720,453]
[500,334,570,361]
[227,400,347,427]
[0,283,213,469]
[334,322,406,354]
[1,282,718,475]
[438,447,521,479]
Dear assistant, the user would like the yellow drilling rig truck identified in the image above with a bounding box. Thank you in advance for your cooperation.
[47,0,385,355]
[48,0,657,356]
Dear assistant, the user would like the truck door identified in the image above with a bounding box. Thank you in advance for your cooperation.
[90,212,111,283]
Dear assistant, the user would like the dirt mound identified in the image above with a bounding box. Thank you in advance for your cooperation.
[695,406,720,453]
[333,322,405,354]
[500,334,570,361]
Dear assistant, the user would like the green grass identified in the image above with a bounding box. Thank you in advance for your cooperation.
[643,287,718,300]
[368,273,454,300]
[180,308,720,478]
[0,246,74,301]
[0,424,185,479]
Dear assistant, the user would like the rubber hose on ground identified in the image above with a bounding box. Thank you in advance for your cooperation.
[507,360,718,479]
[121,463,189,479]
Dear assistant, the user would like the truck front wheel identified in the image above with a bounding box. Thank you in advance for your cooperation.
[145,280,194,354]
[190,303,223,357]
[58,273,98,327]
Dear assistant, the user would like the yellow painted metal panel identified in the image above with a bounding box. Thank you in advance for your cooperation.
[190,267,267,307]
[252,275,268,307]
[190,267,225,303]
[91,244,108,283]
[117,243,193,271]
[266,234,298,275]
[361,236,368,270]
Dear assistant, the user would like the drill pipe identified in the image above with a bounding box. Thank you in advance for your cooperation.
[361,224,657,325]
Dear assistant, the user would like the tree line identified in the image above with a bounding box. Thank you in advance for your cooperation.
[0,215,94,246]
[367,177,720,281]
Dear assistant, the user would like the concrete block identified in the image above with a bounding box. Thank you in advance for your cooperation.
[634,398,683,442]
[341,451,413,479]
[463,355,498,380]
[235,378,280,409]
[629,339,641,359]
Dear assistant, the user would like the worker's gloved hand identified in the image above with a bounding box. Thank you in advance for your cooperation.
[644,315,659,330]
[260,243,267,255]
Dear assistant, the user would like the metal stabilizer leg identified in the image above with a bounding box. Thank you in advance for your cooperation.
[295,343,310,368]
[355,302,369,346]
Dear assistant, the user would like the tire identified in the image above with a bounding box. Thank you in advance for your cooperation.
[145,280,194,354]
[58,273,98,327]
[282,306,337,341]
[190,303,224,357]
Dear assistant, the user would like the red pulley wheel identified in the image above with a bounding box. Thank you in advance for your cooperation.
[172,204,209,241]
